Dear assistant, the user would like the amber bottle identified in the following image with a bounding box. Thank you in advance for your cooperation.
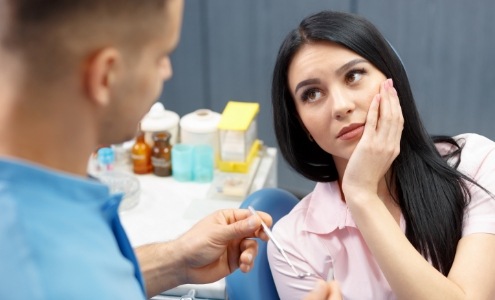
[151,131,172,177]
[131,131,152,174]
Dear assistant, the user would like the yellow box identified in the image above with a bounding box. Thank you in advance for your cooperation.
[217,139,261,173]
[217,101,260,172]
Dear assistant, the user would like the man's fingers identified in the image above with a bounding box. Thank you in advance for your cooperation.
[222,209,272,241]
[238,239,258,272]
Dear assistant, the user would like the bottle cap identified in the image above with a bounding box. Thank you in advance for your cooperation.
[140,102,180,132]
[180,109,221,134]
[97,147,115,165]
[152,131,171,142]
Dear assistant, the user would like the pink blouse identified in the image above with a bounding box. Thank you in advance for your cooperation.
[267,133,495,299]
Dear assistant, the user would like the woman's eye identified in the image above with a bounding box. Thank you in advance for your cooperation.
[345,68,366,84]
[301,88,323,102]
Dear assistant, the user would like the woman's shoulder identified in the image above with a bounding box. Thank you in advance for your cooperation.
[455,133,495,171]
[272,182,343,236]
[435,133,494,153]
[436,133,495,172]
[272,187,315,232]
[454,133,495,150]
[452,134,495,236]
[436,133,495,180]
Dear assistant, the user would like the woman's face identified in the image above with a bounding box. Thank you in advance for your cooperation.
[288,41,387,163]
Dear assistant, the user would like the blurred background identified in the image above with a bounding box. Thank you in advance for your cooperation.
[159,0,495,198]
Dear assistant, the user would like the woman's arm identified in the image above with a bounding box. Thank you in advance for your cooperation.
[267,234,326,300]
[344,80,495,299]
[303,280,342,300]
[348,194,495,299]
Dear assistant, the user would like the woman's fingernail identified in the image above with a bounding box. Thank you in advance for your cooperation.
[388,78,394,88]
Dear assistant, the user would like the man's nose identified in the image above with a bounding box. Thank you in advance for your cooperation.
[160,57,173,82]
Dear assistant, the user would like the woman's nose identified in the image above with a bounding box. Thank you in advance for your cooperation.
[330,89,355,119]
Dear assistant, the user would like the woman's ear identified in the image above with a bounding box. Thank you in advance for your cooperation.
[83,47,121,108]
[296,114,314,142]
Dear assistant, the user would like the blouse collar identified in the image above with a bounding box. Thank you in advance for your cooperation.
[302,181,406,234]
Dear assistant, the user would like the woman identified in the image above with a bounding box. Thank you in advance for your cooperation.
[268,10,495,299]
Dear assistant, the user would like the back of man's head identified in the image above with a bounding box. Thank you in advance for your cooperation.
[0,0,166,83]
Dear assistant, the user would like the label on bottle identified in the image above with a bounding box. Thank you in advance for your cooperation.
[151,157,171,168]
[151,157,171,176]
[132,154,147,160]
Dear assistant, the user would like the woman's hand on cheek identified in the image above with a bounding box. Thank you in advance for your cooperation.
[342,78,404,200]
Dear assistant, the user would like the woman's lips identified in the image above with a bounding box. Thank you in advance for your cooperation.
[337,124,365,140]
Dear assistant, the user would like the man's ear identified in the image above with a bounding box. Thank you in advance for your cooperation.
[83,47,121,108]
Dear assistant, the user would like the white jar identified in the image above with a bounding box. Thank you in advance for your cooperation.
[140,102,180,146]
[180,109,221,160]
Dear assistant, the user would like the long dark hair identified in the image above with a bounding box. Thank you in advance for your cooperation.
[272,11,474,275]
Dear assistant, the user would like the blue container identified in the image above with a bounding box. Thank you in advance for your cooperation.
[171,144,194,181]
[193,145,214,182]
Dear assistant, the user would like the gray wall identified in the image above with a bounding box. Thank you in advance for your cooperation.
[159,0,495,198]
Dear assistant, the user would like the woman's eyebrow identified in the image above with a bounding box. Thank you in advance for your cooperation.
[294,58,368,94]
[294,78,321,94]
[335,58,368,77]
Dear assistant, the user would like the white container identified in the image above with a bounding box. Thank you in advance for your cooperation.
[180,109,221,160]
[140,102,180,146]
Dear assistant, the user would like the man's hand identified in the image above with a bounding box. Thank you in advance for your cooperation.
[304,280,342,300]
[176,208,272,284]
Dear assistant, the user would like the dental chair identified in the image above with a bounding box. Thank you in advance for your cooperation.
[225,188,299,300]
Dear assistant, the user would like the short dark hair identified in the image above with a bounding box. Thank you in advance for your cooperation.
[1,0,166,81]
[272,10,474,275]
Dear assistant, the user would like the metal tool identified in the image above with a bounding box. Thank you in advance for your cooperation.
[179,289,196,300]
[248,206,316,279]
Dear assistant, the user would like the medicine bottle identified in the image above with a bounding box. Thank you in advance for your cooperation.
[131,130,152,174]
[151,131,172,177]
[140,102,180,146]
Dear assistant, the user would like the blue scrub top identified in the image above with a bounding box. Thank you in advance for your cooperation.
[0,159,146,299]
